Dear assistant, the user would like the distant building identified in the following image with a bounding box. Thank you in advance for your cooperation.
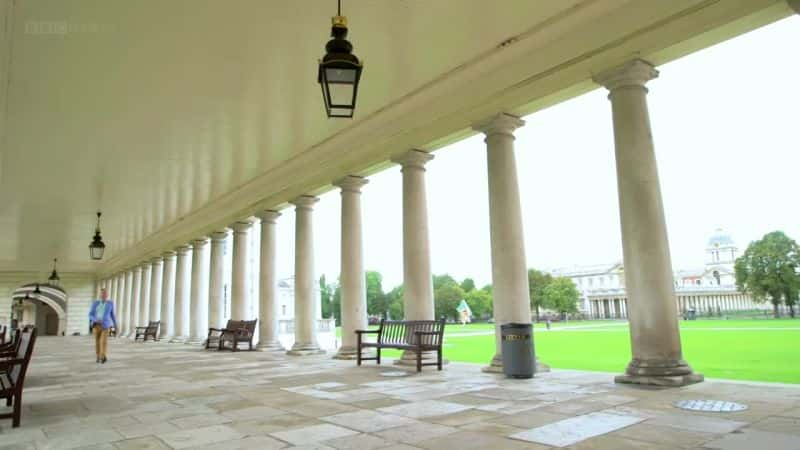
[550,228,769,319]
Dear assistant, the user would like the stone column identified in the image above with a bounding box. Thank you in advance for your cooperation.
[473,113,546,373]
[139,261,152,328]
[288,196,324,355]
[149,257,163,323]
[160,251,177,340]
[208,231,228,330]
[256,211,283,351]
[129,266,142,336]
[172,244,192,343]
[230,221,252,320]
[189,238,210,344]
[109,276,117,318]
[391,150,436,365]
[116,274,124,331]
[123,269,134,336]
[333,176,369,359]
[594,59,702,386]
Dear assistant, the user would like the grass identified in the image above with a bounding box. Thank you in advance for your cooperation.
[338,318,800,384]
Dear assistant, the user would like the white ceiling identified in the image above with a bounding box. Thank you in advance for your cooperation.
[0,0,793,275]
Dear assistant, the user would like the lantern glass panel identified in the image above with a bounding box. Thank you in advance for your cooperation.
[90,245,105,260]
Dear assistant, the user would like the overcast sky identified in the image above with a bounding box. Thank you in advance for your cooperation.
[271,16,800,290]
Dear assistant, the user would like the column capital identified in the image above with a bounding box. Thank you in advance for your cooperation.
[176,244,192,255]
[192,237,210,247]
[210,230,228,241]
[150,256,164,265]
[391,149,434,170]
[231,221,252,233]
[333,175,369,193]
[162,250,176,259]
[257,210,281,223]
[593,59,658,91]
[472,113,525,137]
[291,195,319,210]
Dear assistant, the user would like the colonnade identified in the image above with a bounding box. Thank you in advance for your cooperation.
[96,58,701,386]
[589,292,762,319]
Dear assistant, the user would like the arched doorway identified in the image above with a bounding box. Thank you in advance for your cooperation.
[11,283,68,336]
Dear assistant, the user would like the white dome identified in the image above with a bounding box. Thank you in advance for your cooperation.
[708,228,735,248]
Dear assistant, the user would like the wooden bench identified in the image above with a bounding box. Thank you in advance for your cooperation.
[356,318,446,372]
[206,319,257,351]
[0,325,5,344]
[0,326,37,428]
[134,321,160,342]
[0,329,21,357]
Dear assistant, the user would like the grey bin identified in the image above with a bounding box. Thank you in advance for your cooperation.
[501,322,534,379]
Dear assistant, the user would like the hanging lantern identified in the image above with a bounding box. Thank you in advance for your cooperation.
[33,284,41,295]
[48,258,60,282]
[89,211,106,260]
[318,0,363,118]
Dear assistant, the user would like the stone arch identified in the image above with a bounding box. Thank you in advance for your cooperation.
[11,283,68,336]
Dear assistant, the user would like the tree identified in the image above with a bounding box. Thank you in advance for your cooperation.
[433,274,465,320]
[460,278,476,293]
[735,231,800,318]
[528,269,553,321]
[542,277,580,318]
[385,285,404,320]
[319,275,335,320]
[464,288,492,319]
[365,271,388,318]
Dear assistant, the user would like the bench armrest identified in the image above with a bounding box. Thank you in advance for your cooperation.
[355,329,380,334]
[0,357,24,371]
[415,331,441,335]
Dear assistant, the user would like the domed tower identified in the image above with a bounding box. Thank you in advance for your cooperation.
[706,228,737,266]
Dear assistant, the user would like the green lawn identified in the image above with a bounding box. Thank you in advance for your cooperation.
[339,319,800,384]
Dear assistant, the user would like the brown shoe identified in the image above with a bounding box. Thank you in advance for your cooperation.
[101,357,107,364]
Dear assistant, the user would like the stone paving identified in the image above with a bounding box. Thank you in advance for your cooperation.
[2,336,800,449]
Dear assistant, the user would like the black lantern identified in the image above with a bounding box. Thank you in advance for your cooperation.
[318,0,363,118]
[48,258,60,282]
[89,211,106,260]
[33,284,41,295]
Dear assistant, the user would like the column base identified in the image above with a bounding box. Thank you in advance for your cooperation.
[255,341,286,352]
[287,342,324,356]
[615,358,704,387]
[482,354,550,374]
[332,346,365,360]
[395,349,448,367]
[186,337,205,345]
[170,336,188,344]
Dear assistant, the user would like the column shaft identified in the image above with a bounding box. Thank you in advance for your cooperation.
[139,262,152,328]
[288,196,323,355]
[189,238,210,344]
[161,251,177,339]
[230,222,252,320]
[149,257,163,325]
[594,59,701,386]
[172,245,192,342]
[473,113,544,373]
[208,231,228,330]
[130,266,142,335]
[334,177,369,359]
[123,270,134,336]
[256,212,283,351]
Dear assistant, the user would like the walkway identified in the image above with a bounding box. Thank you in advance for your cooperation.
[2,337,800,449]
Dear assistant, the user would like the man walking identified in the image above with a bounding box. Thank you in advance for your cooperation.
[89,288,117,363]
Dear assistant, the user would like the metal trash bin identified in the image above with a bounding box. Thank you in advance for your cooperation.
[501,322,534,379]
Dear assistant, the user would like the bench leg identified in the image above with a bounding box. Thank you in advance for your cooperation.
[417,346,422,372]
[437,347,443,371]
[376,348,381,365]
[356,335,362,366]
[6,395,10,406]
[12,392,20,428]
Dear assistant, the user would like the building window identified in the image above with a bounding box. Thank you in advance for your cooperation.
[713,270,721,285]
[282,305,286,316]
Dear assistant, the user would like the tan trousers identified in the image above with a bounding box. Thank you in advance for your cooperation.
[93,325,109,358]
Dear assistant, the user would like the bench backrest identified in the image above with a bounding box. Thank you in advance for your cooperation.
[10,327,37,388]
[147,321,160,331]
[226,319,257,333]
[378,318,445,347]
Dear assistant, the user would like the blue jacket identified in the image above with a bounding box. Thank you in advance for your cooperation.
[89,300,117,330]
